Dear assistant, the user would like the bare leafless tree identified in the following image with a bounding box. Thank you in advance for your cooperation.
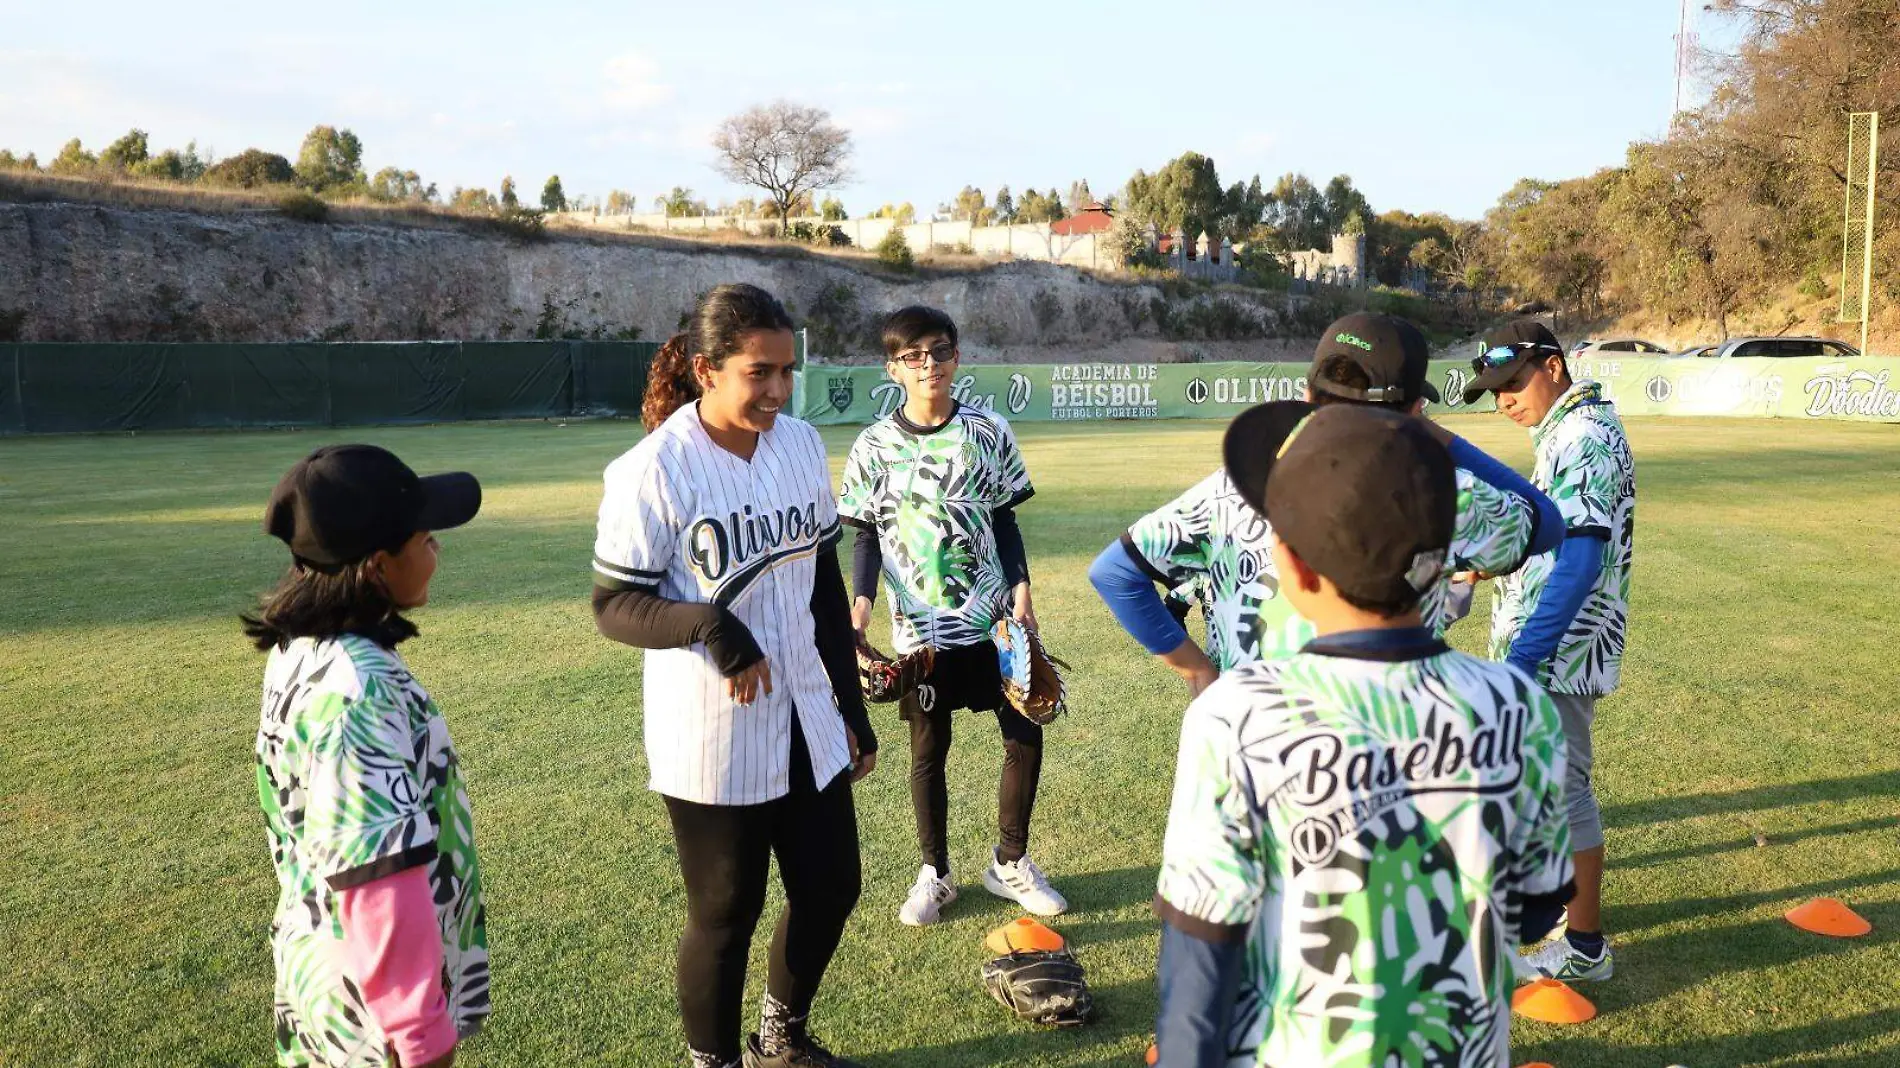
[711,102,853,233]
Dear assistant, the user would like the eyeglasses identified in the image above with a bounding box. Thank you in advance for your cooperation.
[894,344,957,369]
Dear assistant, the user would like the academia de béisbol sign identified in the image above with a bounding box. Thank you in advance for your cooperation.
[796,357,1898,425]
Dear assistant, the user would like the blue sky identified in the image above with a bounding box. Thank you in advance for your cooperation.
[2,0,1736,220]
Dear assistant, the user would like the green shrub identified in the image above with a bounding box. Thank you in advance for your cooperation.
[488,207,547,240]
[781,221,852,247]
[276,191,330,223]
[874,228,913,271]
[205,149,295,189]
[1797,267,1831,301]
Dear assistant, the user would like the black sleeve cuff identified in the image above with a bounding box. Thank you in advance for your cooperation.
[1119,531,1179,587]
[705,608,765,677]
[1153,893,1249,945]
[325,842,438,892]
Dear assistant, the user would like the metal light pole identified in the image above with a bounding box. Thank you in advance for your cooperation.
[1841,112,1880,355]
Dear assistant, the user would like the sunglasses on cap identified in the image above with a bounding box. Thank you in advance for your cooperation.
[1470,341,1562,375]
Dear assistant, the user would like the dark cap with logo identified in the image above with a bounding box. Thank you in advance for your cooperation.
[1309,312,1441,405]
[1223,401,1455,606]
[264,445,481,569]
[1461,320,1566,404]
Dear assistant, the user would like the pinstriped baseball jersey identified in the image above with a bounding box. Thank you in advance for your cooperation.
[593,402,851,806]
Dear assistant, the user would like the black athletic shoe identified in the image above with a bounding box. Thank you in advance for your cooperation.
[742,1031,864,1068]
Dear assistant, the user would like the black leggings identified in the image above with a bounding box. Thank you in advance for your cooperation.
[661,722,862,1062]
[906,695,1044,875]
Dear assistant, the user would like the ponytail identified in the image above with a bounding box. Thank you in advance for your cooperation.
[640,283,795,432]
[641,334,696,431]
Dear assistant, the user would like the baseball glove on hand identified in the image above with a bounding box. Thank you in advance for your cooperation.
[981,949,1094,1027]
[856,638,935,704]
[992,618,1069,726]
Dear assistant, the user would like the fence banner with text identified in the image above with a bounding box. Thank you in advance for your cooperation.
[795,360,1497,426]
[796,357,1900,426]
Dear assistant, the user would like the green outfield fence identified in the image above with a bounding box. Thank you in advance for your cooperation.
[8,343,1896,436]
[0,341,661,435]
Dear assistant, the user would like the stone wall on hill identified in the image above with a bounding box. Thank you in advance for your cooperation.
[0,202,1325,364]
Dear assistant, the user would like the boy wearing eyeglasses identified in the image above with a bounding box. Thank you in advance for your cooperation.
[1461,319,1636,983]
[839,305,1068,927]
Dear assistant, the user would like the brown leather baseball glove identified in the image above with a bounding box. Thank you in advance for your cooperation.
[992,618,1069,726]
[856,638,935,704]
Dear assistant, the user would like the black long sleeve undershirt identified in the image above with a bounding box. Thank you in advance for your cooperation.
[810,547,876,754]
[848,507,1029,604]
[592,585,764,676]
[591,547,875,755]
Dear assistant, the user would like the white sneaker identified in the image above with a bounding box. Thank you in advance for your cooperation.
[1523,935,1615,982]
[981,848,1068,916]
[898,865,957,926]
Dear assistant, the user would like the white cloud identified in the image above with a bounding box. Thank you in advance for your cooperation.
[603,52,673,112]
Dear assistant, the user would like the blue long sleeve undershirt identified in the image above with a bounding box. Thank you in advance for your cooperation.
[1088,539,1189,655]
[1508,532,1607,678]
[1446,436,1564,561]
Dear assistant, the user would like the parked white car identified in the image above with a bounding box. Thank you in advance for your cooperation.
[1672,337,1860,359]
[1571,338,1671,357]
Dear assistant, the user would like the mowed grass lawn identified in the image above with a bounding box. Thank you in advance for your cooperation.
[3,414,1899,1068]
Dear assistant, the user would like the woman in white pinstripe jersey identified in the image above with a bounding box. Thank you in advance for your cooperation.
[591,284,876,1068]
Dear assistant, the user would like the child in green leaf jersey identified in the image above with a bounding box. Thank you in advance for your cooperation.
[840,305,1067,927]
[245,444,487,1068]
[1151,403,1573,1068]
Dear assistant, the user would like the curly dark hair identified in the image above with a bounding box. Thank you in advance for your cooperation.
[641,283,795,431]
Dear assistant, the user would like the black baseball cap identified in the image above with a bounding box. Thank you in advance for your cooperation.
[1308,312,1441,405]
[1461,320,1566,403]
[1223,402,1455,606]
[264,445,481,569]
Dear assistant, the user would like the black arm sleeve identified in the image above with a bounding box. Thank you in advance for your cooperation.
[811,547,877,754]
[591,585,763,678]
[994,506,1030,587]
[850,523,882,604]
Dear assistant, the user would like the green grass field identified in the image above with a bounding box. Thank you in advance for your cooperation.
[4,414,1899,1068]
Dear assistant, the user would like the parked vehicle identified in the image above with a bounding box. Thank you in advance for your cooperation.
[1672,337,1860,359]
[1571,338,1671,356]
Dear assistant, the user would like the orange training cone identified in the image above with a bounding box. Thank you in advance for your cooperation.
[1145,1042,1158,1065]
[1785,897,1872,937]
[1515,1063,1556,1068]
[1512,978,1597,1024]
[985,916,1066,955]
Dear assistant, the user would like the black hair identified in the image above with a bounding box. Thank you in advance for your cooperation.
[880,305,959,358]
[241,562,417,652]
[1335,586,1420,619]
[1282,531,1420,618]
[643,283,796,430]
[1308,353,1411,412]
